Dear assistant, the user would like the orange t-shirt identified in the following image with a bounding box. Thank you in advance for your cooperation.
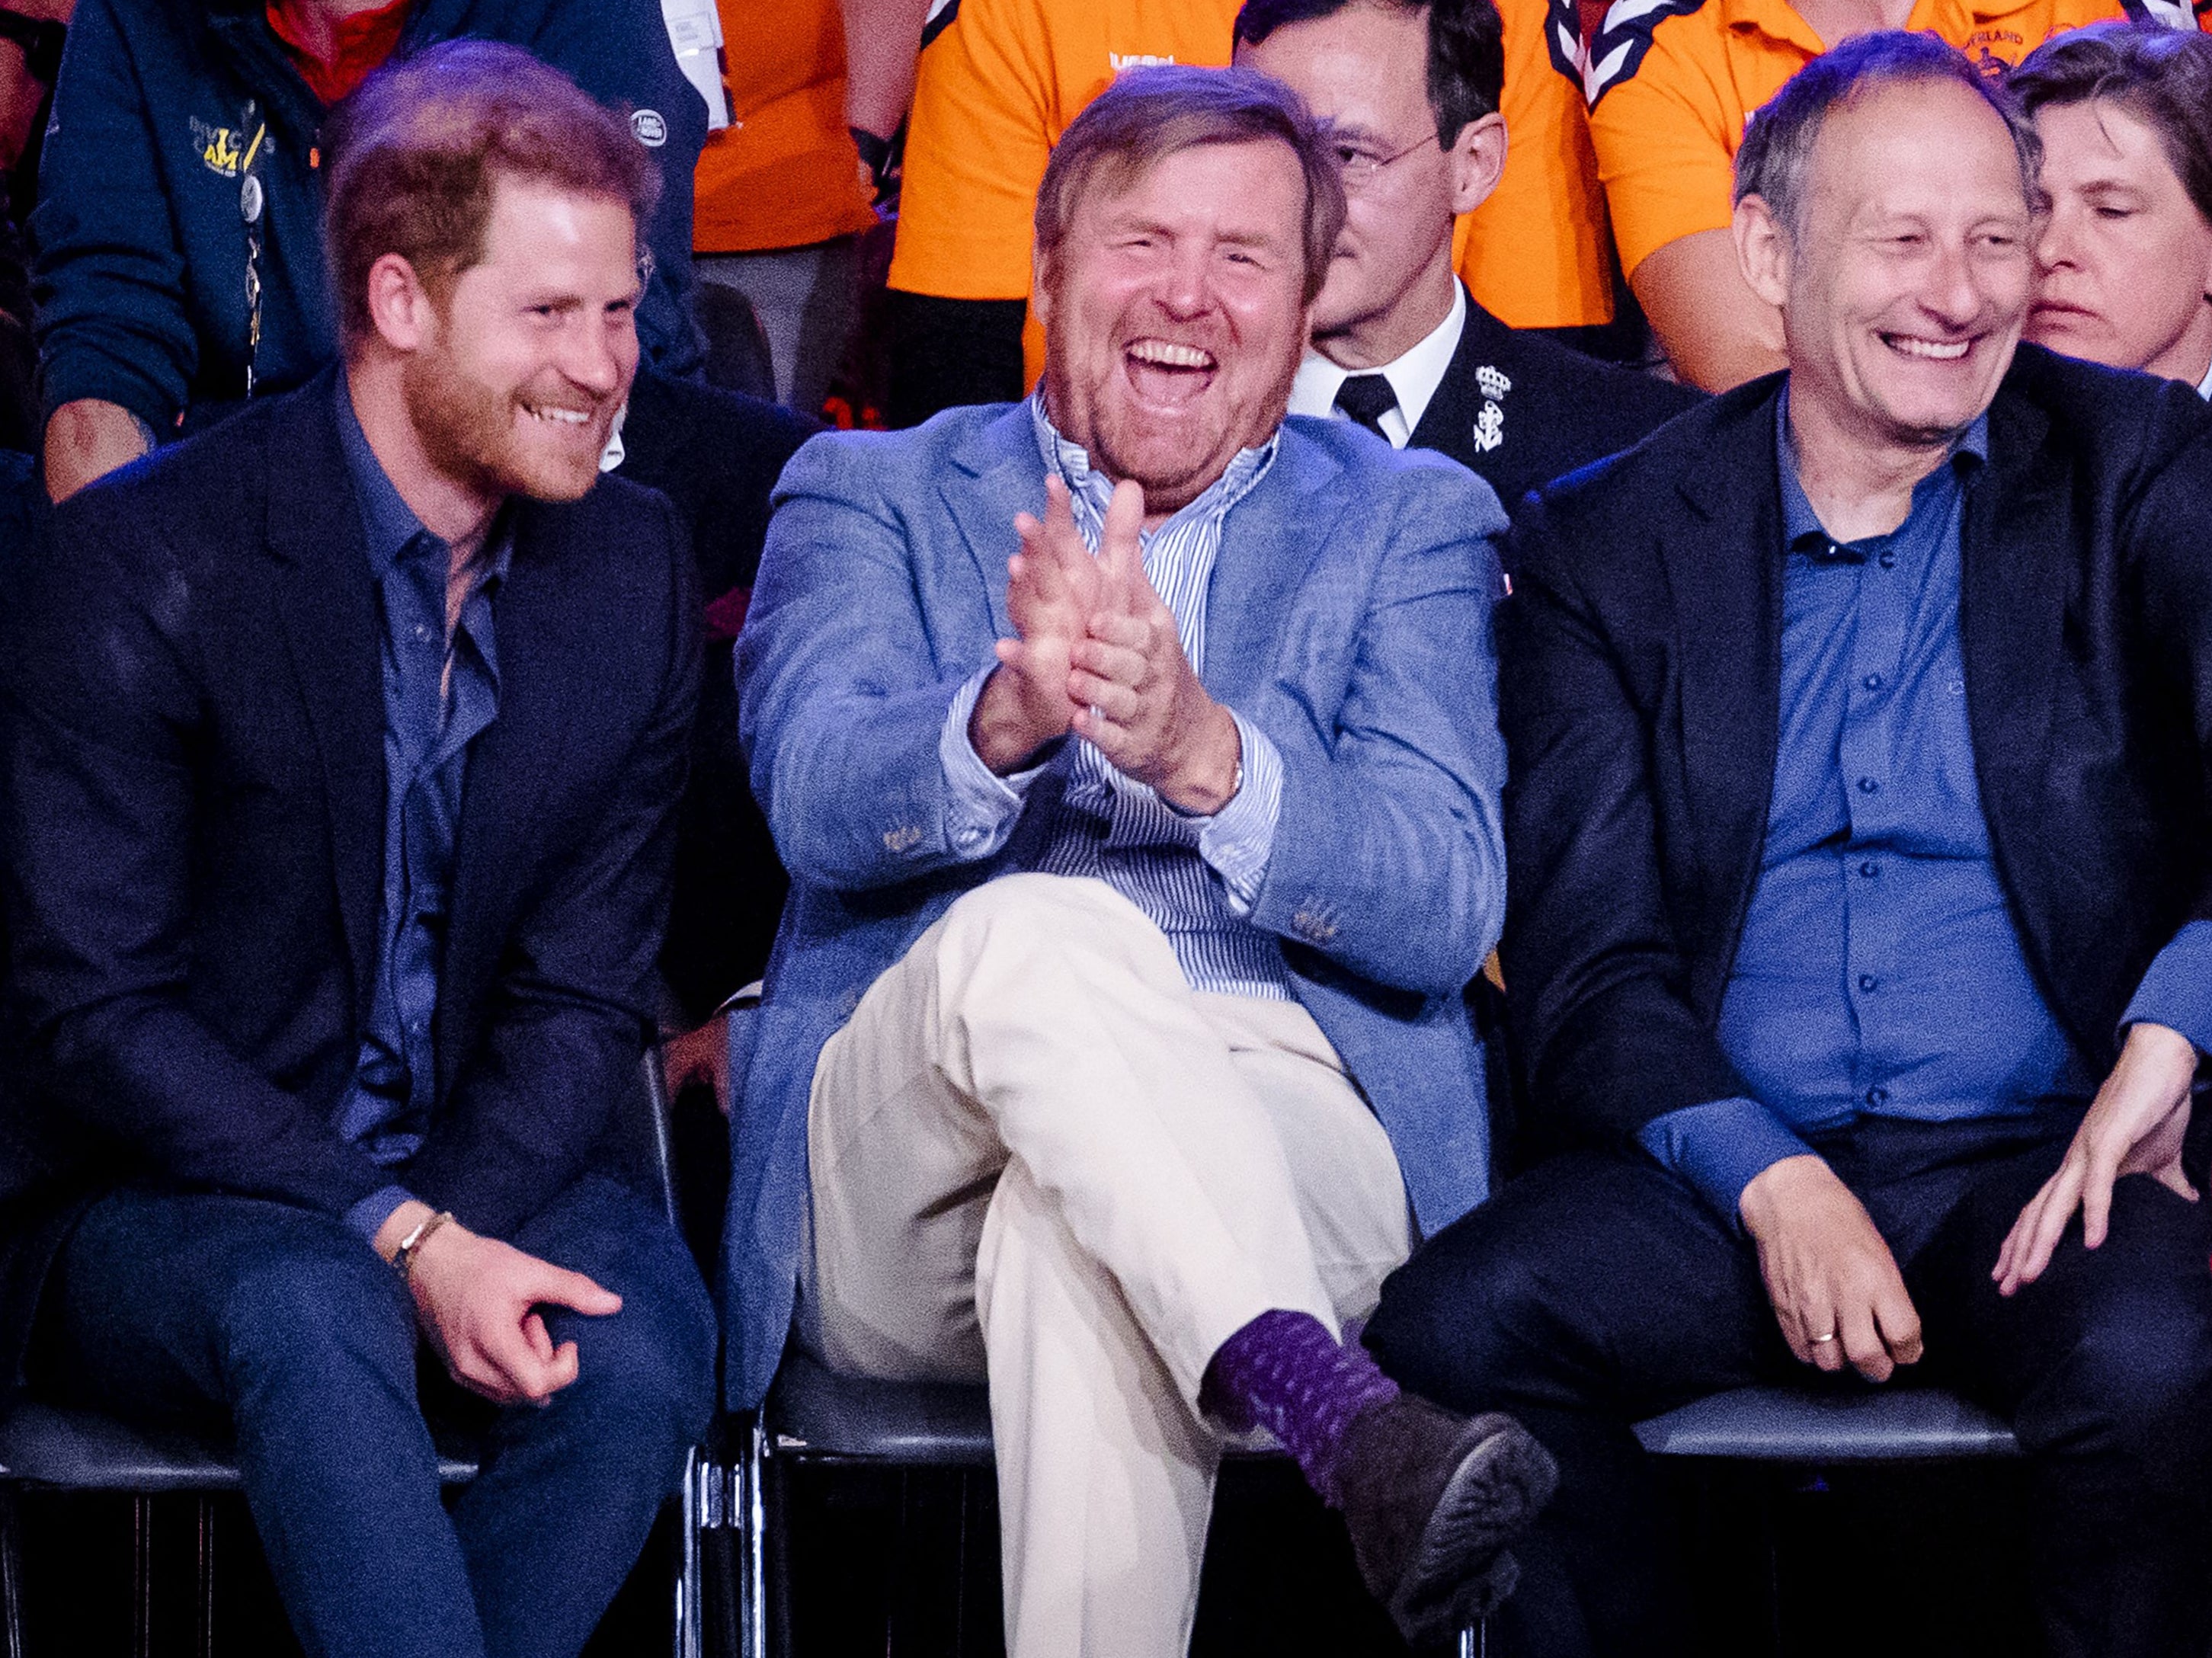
[696,0,879,254]
[1458,0,1619,327]
[894,0,1623,374]
[890,0,1244,304]
[1585,0,2137,280]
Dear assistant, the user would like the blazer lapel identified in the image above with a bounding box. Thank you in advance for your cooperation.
[1960,386,2064,901]
[439,502,580,1098]
[1960,389,2063,783]
[939,403,1050,643]
[265,376,384,1005]
[1202,425,1351,708]
[1660,385,1787,961]
[1406,286,1489,468]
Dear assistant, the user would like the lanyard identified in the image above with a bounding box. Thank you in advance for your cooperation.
[239,103,268,398]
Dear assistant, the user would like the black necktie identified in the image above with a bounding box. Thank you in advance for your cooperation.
[1334,373,1397,439]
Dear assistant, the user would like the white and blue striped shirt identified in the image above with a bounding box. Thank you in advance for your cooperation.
[936,396,1292,998]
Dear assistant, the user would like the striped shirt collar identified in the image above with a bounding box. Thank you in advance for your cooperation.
[1029,392,1279,543]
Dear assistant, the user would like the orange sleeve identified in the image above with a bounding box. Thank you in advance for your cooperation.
[696,0,876,252]
[889,0,1058,299]
[1586,6,1746,279]
[1459,0,1618,328]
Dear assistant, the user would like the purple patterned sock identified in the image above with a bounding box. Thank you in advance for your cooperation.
[1199,1308,1401,1506]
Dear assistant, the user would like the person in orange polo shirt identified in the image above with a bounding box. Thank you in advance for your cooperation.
[886,0,1622,427]
[698,0,925,414]
[1583,0,2193,389]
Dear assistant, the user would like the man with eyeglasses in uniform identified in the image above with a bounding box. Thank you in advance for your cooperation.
[1237,0,1701,515]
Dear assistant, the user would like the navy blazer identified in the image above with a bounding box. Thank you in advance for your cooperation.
[1497,345,2212,1159]
[722,402,1512,1410]
[1407,290,1703,512]
[0,370,701,1383]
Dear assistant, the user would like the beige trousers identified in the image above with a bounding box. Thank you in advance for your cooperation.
[800,874,1412,1658]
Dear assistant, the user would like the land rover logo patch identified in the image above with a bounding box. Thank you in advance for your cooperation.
[631,110,668,147]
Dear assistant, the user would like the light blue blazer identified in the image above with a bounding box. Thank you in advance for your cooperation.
[722,402,1509,1410]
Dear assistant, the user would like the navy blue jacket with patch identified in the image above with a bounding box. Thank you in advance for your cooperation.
[29,0,706,437]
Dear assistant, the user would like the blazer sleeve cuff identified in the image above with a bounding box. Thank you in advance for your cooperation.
[1196,714,1283,918]
[1637,1097,1814,1231]
[938,667,1048,860]
[2121,920,2212,1059]
[344,1185,418,1248]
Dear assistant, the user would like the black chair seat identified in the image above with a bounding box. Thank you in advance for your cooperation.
[0,1400,482,1493]
[765,1350,994,1467]
[1632,1385,2018,1462]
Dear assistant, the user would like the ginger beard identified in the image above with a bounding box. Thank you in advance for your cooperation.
[400,309,620,506]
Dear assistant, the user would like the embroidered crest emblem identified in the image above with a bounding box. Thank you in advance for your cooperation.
[1475,364,1513,400]
[1473,401,1506,453]
[190,117,243,178]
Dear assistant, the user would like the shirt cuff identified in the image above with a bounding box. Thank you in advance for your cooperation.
[938,667,1048,861]
[2121,920,2212,1059]
[1196,715,1284,917]
[1637,1098,1815,1230]
[344,1185,417,1248]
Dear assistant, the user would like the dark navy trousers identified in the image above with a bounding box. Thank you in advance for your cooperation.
[1367,1114,2212,1658]
[40,1173,715,1658]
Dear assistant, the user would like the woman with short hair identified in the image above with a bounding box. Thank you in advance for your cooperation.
[2015,21,2212,398]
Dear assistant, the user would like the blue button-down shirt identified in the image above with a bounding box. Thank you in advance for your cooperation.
[1642,390,2212,1223]
[936,395,1291,998]
[332,381,512,1241]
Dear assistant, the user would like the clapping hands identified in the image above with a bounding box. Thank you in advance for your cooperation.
[970,475,1243,815]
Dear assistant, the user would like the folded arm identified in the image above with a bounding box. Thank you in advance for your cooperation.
[1497,491,1755,1148]
[30,0,196,481]
[1247,477,1510,999]
[1996,410,2212,1290]
[740,434,1031,891]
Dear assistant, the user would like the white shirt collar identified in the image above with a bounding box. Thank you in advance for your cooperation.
[2197,356,2211,401]
[1288,281,1467,448]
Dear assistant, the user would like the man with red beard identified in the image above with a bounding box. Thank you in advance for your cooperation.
[1,43,709,1658]
[729,64,1551,1657]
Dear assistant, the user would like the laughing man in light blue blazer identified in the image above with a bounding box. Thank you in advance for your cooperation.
[722,65,1550,1657]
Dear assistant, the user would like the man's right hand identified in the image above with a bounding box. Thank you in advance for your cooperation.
[44,398,155,502]
[1738,1154,1923,1383]
[376,1202,623,1406]
[968,475,1122,773]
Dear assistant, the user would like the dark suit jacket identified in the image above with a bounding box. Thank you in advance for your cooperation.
[613,366,814,1019]
[1498,346,2212,1158]
[0,370,701,1382]
[1409,289,1703,511]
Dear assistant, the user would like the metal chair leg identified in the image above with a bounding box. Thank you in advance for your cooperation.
[740,1417,767,1658]
[195,1496,216,1658]
[131,1493,154,1658]
[0,1489,25,1658]
[675,1447,704,1658]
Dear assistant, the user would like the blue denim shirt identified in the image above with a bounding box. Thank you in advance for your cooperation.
[331,379,512,1241]
[1641,391,2212,1224]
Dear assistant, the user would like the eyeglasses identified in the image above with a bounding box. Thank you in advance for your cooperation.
[1333,132,1439,190]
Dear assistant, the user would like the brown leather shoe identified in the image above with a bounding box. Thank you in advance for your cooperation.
[1332,1393,1558,1645]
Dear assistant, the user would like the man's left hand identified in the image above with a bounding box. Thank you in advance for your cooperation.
[1994,1021,2200,1296]
[1065,479,1242,815]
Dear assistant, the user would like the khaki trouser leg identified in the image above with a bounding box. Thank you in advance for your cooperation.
[802,874,1411,1657]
